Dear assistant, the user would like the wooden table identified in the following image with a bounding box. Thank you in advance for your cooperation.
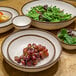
[0,0,76,76]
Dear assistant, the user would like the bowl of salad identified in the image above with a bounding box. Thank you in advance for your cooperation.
[57,29,76,50]
[22,0,76,30]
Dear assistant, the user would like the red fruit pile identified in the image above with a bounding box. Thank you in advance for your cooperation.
[14,43,49,66]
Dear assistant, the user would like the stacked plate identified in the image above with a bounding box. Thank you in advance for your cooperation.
[1,28,62,72]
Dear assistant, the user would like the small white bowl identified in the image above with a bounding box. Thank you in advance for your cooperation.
[12,16,32,30]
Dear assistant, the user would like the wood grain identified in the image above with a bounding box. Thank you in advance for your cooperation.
[0,0,76,76]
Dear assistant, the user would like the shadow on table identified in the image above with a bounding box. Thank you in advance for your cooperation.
[0,28,15,38]
[63,48,76,54]
[3,59,59,76]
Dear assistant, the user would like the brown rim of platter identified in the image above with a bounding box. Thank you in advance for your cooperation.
[21,0,76,24]
[7,34,55,69]
[12,15,32,27]
[0,10,12,24]
[57,30,76,46]
[1,28,62,69]
[0,6,19,28]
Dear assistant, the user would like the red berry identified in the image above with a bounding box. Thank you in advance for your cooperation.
[23,56,26,60]
[32,55,36,60]
[28,44,31,48]
[39,51,43,56]
[39,51,44,59]
[26,55,30,61]
[33,53,37,57]
[38,44,43,51]
[21,60,25,65]
[20,55,24,60]
[34,49,38,53]
[14,56,21,63]
[33,60,38,65]
[32,43,38,49]
[43,49,48,52]
[45,52,49,57]
[37,58,40,62]
[27,60,32,66]
[23,48,27,54]
[27,50,31,55]
[42,46,46,50]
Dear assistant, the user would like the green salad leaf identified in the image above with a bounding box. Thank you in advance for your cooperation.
[58,29,76,45]
[26,5,72,22]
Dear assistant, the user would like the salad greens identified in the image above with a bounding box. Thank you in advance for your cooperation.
[58,29,76,45]
[26,5,72,22]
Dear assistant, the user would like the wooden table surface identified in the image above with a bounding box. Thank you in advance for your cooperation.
[0,0,76,76]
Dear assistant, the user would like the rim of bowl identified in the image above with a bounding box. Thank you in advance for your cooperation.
[12,15,32,28]
[0,10,12,24]
[0,6,19,28]
[21,0,76,24]
[1,28,62,69]
[7,34,55,68]
[57,29,76,46]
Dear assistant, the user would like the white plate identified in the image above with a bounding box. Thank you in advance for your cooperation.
[0,7,19,27]
[0,7,19,33]
[7,34,55,67]
[1,28,62,72]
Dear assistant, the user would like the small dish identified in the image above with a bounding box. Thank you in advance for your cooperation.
[7,34,55,68]
[0,6,19,33]
[22,0,76,30]
[57,29,76,50]
[12,16,31,30]
[1,28,62,72]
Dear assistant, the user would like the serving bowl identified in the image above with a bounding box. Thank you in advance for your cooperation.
[57,29,76,50]
[0,7,19,33]
[12,16,32,30]
[22,0,76,30]
[1,28,62,72]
